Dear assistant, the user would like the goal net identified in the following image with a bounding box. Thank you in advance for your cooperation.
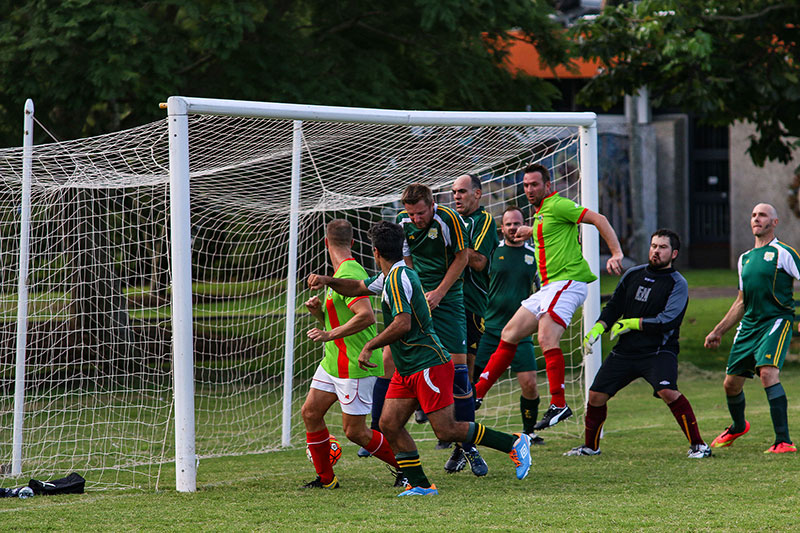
[0,98,600,491]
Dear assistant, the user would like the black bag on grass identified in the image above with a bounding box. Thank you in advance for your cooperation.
[28,472,85,495]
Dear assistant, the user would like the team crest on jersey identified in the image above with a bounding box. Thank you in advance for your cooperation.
[764,251,775,261]
[427,228,439,240]
[525,255,534,265]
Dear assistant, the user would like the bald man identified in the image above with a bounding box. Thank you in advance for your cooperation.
[705,203,800,454]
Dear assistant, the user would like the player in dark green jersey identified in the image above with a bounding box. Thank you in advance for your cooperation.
[397,183,485,470]
[705,203,800,454]
[448,173,499,474]
[474,206,543,441]
[308,221,532,495]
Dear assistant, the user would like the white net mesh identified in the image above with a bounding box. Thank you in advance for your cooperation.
[0,110,590,490]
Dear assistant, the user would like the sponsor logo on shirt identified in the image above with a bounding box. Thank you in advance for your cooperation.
[427,228,439,240]
[635,286,651,302]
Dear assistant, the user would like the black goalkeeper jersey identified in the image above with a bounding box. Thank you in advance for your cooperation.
[599,264,688,357]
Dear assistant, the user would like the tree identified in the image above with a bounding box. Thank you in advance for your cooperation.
[571,0,800,166]
[0,0,571,148]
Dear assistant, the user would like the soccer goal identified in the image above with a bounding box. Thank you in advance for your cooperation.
[0,97,601,493]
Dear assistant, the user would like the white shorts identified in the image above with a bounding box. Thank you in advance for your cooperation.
[520,280,588,329]
[310,365,377,416]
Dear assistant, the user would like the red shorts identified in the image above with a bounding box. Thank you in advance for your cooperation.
[386,360,454,414]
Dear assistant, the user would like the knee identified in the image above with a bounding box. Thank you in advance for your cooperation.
[301,402,321,424]
[587,391,607,407]
[722,379,741,396]
[658,389,681,403]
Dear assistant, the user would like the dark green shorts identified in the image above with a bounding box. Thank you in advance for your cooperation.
[726,316,793,378]
[431,296,467,356]
[474,329,537,373]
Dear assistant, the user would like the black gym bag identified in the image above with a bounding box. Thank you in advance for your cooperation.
[28,472,86,495]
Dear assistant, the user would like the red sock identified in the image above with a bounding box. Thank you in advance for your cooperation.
[668,395,704,445]
[474,340,518,399]
[543,348,566,407]
[306,429,334,483]
[366,429,400,468]
[584,403,607,450]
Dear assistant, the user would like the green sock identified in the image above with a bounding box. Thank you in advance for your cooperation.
[521,395,540,434]
[726,391,746,433]
[467,422,516,453]
[395,451,431,488]
[766,383,791,444]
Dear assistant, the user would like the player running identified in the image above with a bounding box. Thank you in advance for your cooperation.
[474,207,544,442]
[704,203,799,454]
[397,183,487,474]
[308,221,531,496]
[570,229,711,458]
[301,220,404,489]
[474,163,624,430]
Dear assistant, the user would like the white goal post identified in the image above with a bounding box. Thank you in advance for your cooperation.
[165,96,603,492]
[2,96,602,494]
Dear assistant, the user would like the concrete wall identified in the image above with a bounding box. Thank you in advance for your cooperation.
[653,115,689,269]
[729,122,800,267]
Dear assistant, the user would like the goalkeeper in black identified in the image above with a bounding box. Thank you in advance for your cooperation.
[565,229,711,458]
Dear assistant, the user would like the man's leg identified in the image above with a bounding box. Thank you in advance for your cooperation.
[517,371,540,437]
[342,412,400,469]
[533,314,572,430]
[474,306,538,399]
[380,397,434,491]
[360,348,394,457]
[760,366,794,450]
[427,404,531,480]
[710,374,750,448]
[301,388,338,486]
[659,389,708,455]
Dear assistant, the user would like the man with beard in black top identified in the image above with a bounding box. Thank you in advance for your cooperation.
[565,229,712,459]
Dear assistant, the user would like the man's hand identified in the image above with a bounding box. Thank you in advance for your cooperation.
[307,327,330,342]
[606,253,624,276]
[358,347,378,369]
[425,290,444,310]
[610,318,640,340]
[307,273,331,290]
[305,295,322,313]
[509,225,533,243]
[704,331,721,349]
[583,322,605,351]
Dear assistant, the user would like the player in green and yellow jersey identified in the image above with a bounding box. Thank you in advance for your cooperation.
[474,163,624,430]
[475,206,544,441]
[448,173,499,473]
[308,221,532,496]
[397,183,488,471]
[705,203,800,454]
[301,220,403,489]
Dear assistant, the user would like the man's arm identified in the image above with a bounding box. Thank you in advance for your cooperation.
[580,210,624,275]
[308,274,373,296]
[426,248,468,310]
[466,249,488,271]
[308,298,376,342]
[704,291,745,349]
[358,313,411,369]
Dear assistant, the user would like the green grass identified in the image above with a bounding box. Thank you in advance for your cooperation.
[3,369,800,531]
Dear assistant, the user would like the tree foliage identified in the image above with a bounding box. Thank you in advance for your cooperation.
[0,0,570,147]
[571,0,800,166]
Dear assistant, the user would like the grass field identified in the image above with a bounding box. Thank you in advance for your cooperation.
[3,369,800,531]
[5,268,800,530]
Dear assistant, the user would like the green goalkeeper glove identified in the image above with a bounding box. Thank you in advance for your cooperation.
[583,322,605,351]
[610,318,641,340]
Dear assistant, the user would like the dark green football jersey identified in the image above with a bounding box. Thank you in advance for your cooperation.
[484,240,540,332]
[463,206,499,316]
[365,261,451,376]
[738,238,800,325]
[396,203,467,298]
